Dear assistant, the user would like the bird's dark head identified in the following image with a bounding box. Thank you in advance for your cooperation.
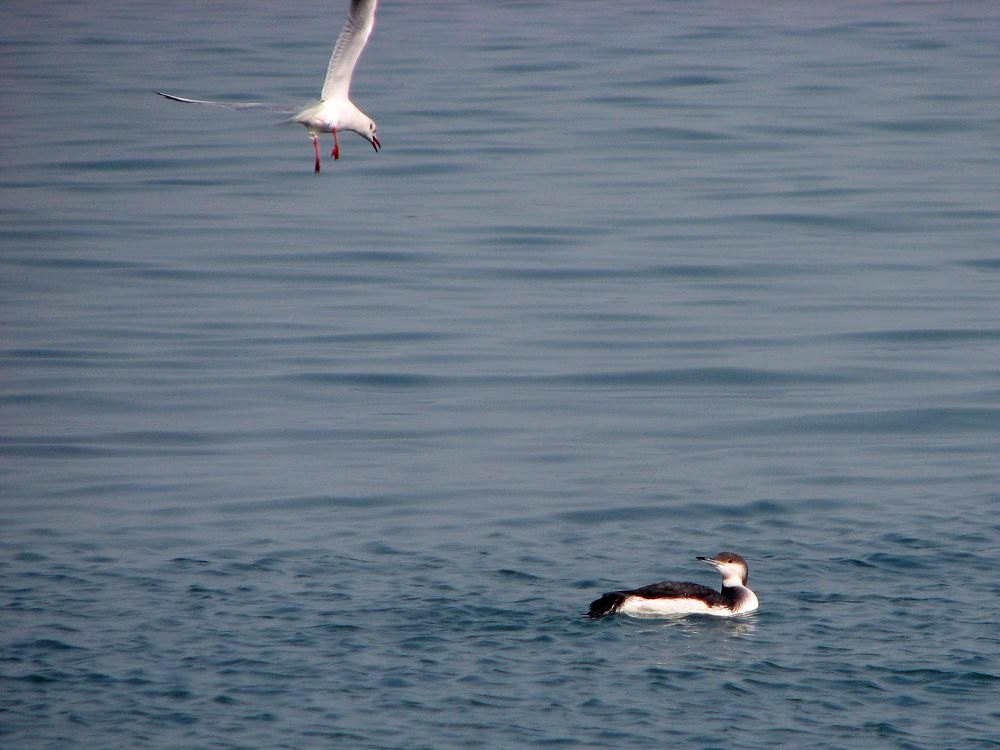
[697,552,750,586]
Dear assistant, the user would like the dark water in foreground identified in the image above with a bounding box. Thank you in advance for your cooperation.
[2,1,999,747]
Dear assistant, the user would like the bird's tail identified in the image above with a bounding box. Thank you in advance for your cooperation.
[587,592,626,619]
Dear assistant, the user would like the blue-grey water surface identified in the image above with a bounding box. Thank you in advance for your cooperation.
[3,1,1000,748]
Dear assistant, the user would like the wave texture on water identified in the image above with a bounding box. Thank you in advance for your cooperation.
[3,1,1000,748]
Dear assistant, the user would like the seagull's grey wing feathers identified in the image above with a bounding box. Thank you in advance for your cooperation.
[320,0,377,102]
[156,91,296,114]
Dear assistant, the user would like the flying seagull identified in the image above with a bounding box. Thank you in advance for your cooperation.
[157,0,380,172]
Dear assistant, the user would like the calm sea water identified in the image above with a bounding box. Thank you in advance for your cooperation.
[3,1,1000,748]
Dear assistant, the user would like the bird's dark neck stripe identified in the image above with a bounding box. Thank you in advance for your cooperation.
[721,585,752,609]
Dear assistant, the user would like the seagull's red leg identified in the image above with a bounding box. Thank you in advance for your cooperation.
[311,133,321,173]
[331,129,340,160]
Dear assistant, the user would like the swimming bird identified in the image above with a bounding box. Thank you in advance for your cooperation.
[587,552,759,618]
[156,0,380,172]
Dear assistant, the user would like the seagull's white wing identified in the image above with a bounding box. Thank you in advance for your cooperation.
[320,0,377,102]
[156,91,296,114]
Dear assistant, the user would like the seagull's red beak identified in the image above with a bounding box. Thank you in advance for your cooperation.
[371,135,381,152]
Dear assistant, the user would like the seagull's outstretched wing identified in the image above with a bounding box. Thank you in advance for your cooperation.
[156,91,296,114]
[320,0,377,102]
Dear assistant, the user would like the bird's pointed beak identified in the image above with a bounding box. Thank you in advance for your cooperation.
[696,556,719,567]
[371,135,381,152]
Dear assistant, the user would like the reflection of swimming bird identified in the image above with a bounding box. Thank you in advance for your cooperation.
[587,552,759,618]
[157,0,380,172]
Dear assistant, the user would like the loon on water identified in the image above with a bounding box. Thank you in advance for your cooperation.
[587,552,759,618]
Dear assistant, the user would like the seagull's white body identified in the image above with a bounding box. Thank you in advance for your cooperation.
[157,0,380,172]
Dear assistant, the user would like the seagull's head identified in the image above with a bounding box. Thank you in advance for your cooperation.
[365,116,380,152]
